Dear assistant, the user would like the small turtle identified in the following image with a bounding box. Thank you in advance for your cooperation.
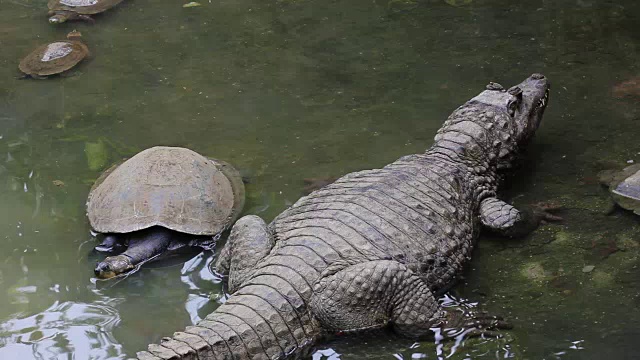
[599,164,640,215]
[48,0,125,24]
[19,30,89,79]
[88,146,245,279]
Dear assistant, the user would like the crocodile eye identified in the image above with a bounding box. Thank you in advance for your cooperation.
[507,86,523,97]
[506,86,522,117]
[507,98,518,116]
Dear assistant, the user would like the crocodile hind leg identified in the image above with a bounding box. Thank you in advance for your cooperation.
[212,215,275,293]
[309,260,509,338]
[309,260,441,336]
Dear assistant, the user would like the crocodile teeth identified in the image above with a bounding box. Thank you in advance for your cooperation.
[537,90,549,108]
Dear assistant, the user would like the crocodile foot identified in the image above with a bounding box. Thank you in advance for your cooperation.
[439,310,512,339]
[531,201,564,224]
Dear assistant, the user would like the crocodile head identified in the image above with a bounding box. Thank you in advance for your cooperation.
[463,73,549,169]
[509,73,550,146]
[474,73,550,147]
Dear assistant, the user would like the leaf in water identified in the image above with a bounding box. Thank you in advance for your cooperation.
[52,180,65,187]
[183,2,201,7]
[582,265,595,273]
[85,140,109,171]
[444,0,472,7]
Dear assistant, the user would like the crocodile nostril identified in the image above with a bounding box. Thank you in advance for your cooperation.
[531,73,545,80]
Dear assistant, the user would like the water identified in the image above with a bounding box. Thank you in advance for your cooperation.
[0,0,639,358]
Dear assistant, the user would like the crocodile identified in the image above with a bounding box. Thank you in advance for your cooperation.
[138,73,553,360]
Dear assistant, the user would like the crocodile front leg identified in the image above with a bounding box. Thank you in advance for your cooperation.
[213,215,275,293]
[479,197,562,237]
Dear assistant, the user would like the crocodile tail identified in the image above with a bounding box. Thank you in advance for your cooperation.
[137,282,319,360]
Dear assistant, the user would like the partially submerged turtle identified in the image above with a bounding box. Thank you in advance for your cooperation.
[48,0,125,24]
[599,164,640,215]
[19,30,89,79]
[87,146,245,279]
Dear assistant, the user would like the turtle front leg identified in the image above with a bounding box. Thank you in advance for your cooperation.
[94,234,125,253]
[212,215,275,293]
[75,14,95,24]
[479,197,563,237]
[94,227,173,279]
[48,11,70,24]
[49,11,95,24]
[17,74,47,80]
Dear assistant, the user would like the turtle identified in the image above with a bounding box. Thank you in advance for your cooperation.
[599,163,640,215]
[48,0,125,24]
[19,30,89,79]
[88,146,245,279]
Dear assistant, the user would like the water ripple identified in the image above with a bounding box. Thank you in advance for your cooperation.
[0,299,125,360]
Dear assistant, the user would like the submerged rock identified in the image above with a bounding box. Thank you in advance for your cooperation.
[582,265,595,273]
[521,262,550,283]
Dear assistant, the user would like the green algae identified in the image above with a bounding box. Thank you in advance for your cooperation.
[521,262,551,284]
[84,140,109,172]
[444,0,472,7]
[387,0,418,13]
[590,270,614,288]
[552,229,576,246]
[556,193,611,214]
[461,205,640,358]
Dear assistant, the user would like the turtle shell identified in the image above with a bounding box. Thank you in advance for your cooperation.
[19,40,88,76]
[87,146,242,235]
[610,164,640,213]
[48,0,125,15]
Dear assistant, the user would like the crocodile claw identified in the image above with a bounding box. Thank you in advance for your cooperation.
[531,201,564,224]
[439,310,513,339]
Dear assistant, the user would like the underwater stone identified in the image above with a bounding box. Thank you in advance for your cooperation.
[521,262,549,283]
[581,265,595,273]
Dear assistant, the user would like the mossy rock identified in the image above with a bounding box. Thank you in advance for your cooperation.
[591,270,614,288]
[520,262,551,283]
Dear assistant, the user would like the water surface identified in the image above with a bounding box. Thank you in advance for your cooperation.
[1,0,639,358]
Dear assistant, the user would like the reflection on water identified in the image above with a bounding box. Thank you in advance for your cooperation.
[315,294,519,360]
[0,244,220,358]
[179,252,223,324]
[1,0,640,358]
[313,348,341,360]
[0,300,124,360]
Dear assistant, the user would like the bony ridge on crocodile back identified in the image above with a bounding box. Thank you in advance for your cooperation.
[138,74,554,360]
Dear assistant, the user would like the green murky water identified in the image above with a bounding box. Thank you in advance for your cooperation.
[1,0,639,359]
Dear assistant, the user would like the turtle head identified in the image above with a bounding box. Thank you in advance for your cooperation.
[598,169,618,187]
[66,30,83,40]
[94,255,134,279]
[48,11,69,24]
